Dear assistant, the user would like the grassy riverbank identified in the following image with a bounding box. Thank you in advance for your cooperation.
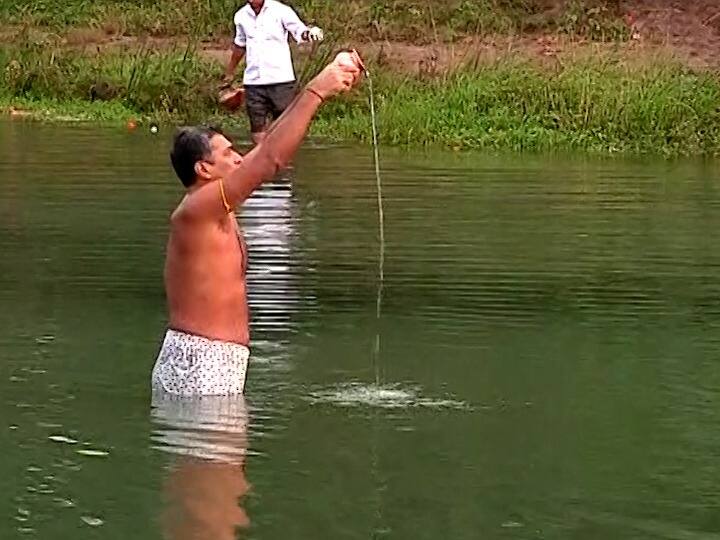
[318,58,720,156]
[0,0,627,43]
[5,0,720,156]
[2,42,720,156]
[1,42,221,120]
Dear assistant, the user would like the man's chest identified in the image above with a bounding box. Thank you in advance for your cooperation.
[219,217,248,272]
[241,10,285,41]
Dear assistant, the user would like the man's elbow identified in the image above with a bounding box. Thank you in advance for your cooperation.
[267,153,285,177]
[257,145,286,178]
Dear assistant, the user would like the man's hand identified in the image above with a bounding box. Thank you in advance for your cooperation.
[302,26,324,42]
[219,74,234,90]
[306,50,363,101]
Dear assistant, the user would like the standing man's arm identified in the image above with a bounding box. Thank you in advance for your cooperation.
[280,4,323,43]
[223,45,246,86]
[223,14,247,86]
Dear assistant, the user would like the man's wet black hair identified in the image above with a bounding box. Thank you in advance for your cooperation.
[169,125,226,188]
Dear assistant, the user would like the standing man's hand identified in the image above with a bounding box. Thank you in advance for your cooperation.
[302,26,324,42]
[306,50,363,101]
[219,74,234,90]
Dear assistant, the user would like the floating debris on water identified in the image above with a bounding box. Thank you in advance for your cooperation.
[77,449,109,457]
[48,435,77,445]
[54,497,75,508]
[37,422,63,429]
[81,516,104,527]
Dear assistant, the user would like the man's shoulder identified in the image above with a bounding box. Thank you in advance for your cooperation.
[171,194,230,228]
[233,4,252,24]
[170,200,190,224]
[266,0,292,14]
[170,195,202,224]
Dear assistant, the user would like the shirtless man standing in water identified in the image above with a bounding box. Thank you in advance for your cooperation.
[151,52,363,396]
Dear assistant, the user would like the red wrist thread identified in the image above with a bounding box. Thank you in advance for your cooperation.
[305,87,324,102]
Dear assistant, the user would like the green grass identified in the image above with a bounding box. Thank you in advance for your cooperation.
[317,58,720,156]
[0,0,628,42]
[3,43,720,156]
[0,40,224,121]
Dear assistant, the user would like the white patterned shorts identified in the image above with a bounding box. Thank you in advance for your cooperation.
[151,329,249,396]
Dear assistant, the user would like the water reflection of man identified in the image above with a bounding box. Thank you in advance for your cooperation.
[242,172,301,331]
[151,395,250,540]
[151,53,363,397]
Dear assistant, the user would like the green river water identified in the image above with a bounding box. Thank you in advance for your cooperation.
[2,121,720,539]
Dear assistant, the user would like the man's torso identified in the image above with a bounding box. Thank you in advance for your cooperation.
[164,211,249,345]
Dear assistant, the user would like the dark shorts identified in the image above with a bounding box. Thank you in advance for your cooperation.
[244,82,297,133]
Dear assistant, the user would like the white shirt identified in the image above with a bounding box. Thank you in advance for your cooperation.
[233,0,309,86]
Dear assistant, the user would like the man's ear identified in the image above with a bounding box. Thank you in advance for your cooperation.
[194,161,211,181]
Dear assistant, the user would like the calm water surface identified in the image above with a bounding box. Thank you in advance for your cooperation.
[2,121,720,539]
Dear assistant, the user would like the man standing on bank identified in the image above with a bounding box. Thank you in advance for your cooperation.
[222,0,324,144]
[151,52,364,397]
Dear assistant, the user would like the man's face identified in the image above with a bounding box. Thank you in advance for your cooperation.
[248,0,264,12]
[200,134,243,182]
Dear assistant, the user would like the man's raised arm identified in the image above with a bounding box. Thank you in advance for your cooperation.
[183,52,363,219]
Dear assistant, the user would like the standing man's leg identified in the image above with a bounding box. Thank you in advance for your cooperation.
[268,82,299,123]
[244,85,272,145]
